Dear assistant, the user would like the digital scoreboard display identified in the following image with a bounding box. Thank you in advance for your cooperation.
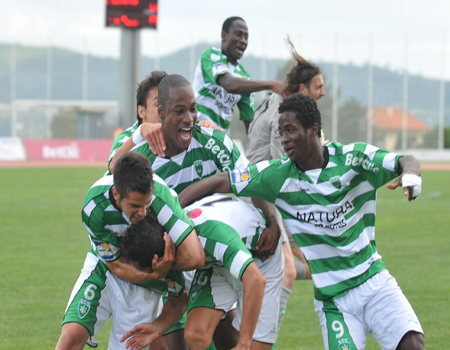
[105,0,158,29]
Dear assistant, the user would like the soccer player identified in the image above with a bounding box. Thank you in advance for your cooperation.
[117,216,189,349]
[55,152,204,350]
[245,35,325,342]
[109,73,282,349]
[178,94,426,350]
[121,194,284,350]
[192,16,288,133]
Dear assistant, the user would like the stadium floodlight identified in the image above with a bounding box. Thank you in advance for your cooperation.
[105,0,158,29]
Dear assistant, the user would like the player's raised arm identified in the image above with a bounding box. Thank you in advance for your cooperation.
[217,73,289,97]
[386,155,422,201]
[172,228,205,271]
[178,172,232,208]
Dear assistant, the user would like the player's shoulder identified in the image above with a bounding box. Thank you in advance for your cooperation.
[201,46,224,61]
[152,173,177,197]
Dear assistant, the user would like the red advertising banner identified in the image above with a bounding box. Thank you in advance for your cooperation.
[23,139,113,161]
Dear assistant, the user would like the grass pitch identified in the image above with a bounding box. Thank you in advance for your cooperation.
[0,167,448,349]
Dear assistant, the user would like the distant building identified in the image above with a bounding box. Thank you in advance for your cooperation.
[372,106,430,150]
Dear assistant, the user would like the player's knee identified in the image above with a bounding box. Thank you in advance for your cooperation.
[184,323,212,350]
[397,331,425,350]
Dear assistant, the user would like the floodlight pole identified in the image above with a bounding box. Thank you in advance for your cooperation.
[119,28,141,128]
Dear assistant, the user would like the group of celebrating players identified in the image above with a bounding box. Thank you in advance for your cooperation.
[55,16,426,350]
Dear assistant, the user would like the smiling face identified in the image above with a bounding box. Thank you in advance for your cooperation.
[138,87,159,124]
[159,85,198,157]
[278,111,317,167]
[112,188,152,224]
[221,19,248,65]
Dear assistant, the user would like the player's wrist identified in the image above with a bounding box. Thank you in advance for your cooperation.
[132,125,144,145]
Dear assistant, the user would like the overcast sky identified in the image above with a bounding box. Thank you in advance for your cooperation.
[2,0,450,79]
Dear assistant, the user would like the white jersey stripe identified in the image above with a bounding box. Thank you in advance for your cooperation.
[230,250,252,279]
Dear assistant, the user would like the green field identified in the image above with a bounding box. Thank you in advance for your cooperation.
[0,167,448,349]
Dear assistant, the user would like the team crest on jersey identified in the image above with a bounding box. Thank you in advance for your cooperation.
[194,160,203,179]
[187,209,202,219]
[338,338,351,350]
[190,286,201,302]
[78,299,91,319]
[330,176,342,189]
[230,168,251,184]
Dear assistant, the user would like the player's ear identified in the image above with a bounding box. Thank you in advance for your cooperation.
[111,186,121,202]
[221,30,227,45]
[299,83,308,95]
[138,105,145,119]
[158,105,165,122]
[309,123,319,137]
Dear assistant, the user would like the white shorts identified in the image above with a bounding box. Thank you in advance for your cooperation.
[189,241,284,344]
[314,270,423,350]
[65,253,162,350]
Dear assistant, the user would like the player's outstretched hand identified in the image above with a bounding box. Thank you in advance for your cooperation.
[120,322,160,350]
[140,123,166,158]
[255,223,281,258]
[270,81,290,98]
[386,173,422,201]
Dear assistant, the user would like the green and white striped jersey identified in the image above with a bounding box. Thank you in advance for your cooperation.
[108,121,139,166]
[229,142,401,300]
[184,195,260,280]
[192,46,255,131]
[131,124,249,194]
[81,173,193,264]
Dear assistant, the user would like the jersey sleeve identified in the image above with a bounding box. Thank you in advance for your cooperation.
[149,176,195,247]
[108,123,138,166]
[164,270,186,296]
[82,206,121,262]
[194,220,254,281]
[345,143,401,188]
[229,160,282,203]
[200,48,232,85]
[237,93,255,122]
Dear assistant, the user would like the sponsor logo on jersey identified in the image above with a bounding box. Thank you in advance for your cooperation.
[190,286,202,302]
[338,338,351,350]
[167,280,178,296]
[204,138,232,171]
[345,154,380,172]
[187,208,203,219]
[330,175,342,189]
[230,168,251,184]
[296,201,354,229]
[78,299,91,319]
[213,63,230,76]
[368,257,375,265]
[194,160,203,179]
[94,241,115,260]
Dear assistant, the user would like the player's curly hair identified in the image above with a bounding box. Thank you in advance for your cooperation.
[136,70,168,125]
[113,152,153,198]
[285,35,321,95]
[120,216,165,270]
[278,93,322,138]
[222,16,245,34]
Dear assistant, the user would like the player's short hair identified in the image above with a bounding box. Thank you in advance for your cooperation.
[285,36,321,95]
[222,16,245,34]
[113,152,153,198]
[158,74,191,109]
[120,216,165,270]
[278,93,322,138]
[136,70,168,125]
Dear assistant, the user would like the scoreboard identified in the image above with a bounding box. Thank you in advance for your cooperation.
[105,0,158,29]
